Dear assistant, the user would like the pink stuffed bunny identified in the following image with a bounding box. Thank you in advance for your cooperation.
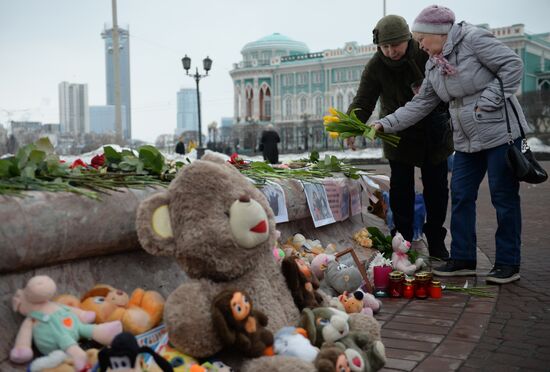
[391,233,424,275]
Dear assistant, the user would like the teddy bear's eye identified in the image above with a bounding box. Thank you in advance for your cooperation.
[94,297,105,304]
[318,318,329,326]
[235,305,242,313]
[224,211,230,217]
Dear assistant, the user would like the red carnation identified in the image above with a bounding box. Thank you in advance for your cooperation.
[228,152,245,165]
[69,159,87,169]
[90,154,105,169]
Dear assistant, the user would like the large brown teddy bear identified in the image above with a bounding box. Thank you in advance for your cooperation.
[136,154,384,371]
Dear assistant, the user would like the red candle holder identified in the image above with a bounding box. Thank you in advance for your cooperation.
[414,272,430,299]
[388,271,405,298]
[430,280,442,299]
[403,278,415,299]
[373,265,392,297]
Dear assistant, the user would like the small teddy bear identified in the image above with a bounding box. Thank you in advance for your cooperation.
[80,284,165,335]
[211,289,274,357]
[391,233,424,275]
[337,291,382,317]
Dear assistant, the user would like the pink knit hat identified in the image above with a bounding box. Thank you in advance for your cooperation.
[412,5,455,34]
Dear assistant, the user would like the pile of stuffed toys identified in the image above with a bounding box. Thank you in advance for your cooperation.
[10,154,388,372]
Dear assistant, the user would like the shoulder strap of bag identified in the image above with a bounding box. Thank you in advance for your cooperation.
[495,76,528,150]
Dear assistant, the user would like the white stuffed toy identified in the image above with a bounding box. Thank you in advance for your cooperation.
[391,233,424,275]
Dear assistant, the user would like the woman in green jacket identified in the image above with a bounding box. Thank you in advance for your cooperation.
[348,15,453,259]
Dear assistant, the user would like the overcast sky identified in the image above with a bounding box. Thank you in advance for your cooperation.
[1,0,549,143]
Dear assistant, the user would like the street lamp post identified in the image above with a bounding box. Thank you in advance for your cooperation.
[181,55,212,159]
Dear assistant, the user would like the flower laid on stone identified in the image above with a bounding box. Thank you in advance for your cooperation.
[353,228,373,248]
[323,107,400,148]
[442,280,496,298]
[0,138,182,198]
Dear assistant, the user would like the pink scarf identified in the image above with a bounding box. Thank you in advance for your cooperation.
[431,54,457,76]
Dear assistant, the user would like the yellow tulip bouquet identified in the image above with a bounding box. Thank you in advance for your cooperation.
[324,107,400,148]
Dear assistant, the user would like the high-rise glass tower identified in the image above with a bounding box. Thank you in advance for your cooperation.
[176,88,200,135]
[58,82,89,134]
[101,26,132,140]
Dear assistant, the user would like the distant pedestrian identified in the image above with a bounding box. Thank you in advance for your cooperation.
[175,136,185,155]
[259,124,280,164]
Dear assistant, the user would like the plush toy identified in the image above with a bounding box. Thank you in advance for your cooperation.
[53,294,82,309]
[266,326,319,362]
[98,332,173,372]
[335,332,386,372]
[147,333,200,372]
[272,230,286,263]
[281,256,324,311]
[29,348,99,372]
[314,343,350,372]
[337,291,382,317]
[10,275,122,371]
[211,289,274,357]
[80,284,165,335]
[391,233,424,275]
[135,154,384,371]
[310,253,335,281]
[299,307,351,347]
[320,261,363,297]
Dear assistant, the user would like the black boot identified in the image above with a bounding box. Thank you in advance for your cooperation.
[424,225,449,260]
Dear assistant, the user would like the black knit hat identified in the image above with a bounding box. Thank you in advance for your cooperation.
[373,15,411,45]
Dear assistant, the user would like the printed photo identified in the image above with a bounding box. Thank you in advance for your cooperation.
[260,182,289,223]
[340,185,350,220]
[303,182,335,227]
[349,180,362,216]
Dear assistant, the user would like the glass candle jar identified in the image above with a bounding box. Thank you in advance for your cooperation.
[403,278,415,299]
[430,280,442,299]
[414,272,430,299]
[373,265,393,297]
[388,271,405,298]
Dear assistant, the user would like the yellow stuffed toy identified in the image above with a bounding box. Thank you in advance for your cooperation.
[80,284,165,335]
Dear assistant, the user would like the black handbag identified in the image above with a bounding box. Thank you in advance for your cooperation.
[496,77,548,184]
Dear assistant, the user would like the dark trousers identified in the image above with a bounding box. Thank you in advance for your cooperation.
[389,159,450,258]
[450,140,521,266]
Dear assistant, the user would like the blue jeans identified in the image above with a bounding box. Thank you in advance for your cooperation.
[450,139,521,266]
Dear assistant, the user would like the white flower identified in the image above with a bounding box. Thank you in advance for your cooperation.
[366,252,392,283]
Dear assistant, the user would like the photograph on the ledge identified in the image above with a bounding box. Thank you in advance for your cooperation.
[303,181,335,227]
[350,181,362,216]
[260,182,289,224]
[324,179,350,222]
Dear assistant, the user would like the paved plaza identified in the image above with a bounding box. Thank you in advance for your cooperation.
[366,161,550,371]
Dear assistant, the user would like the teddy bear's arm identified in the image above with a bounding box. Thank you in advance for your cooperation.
[164,281,223,358]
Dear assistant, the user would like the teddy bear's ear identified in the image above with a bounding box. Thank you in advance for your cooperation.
[136,192,176,256]
[200,152,226,164]
[368,340,387,371]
